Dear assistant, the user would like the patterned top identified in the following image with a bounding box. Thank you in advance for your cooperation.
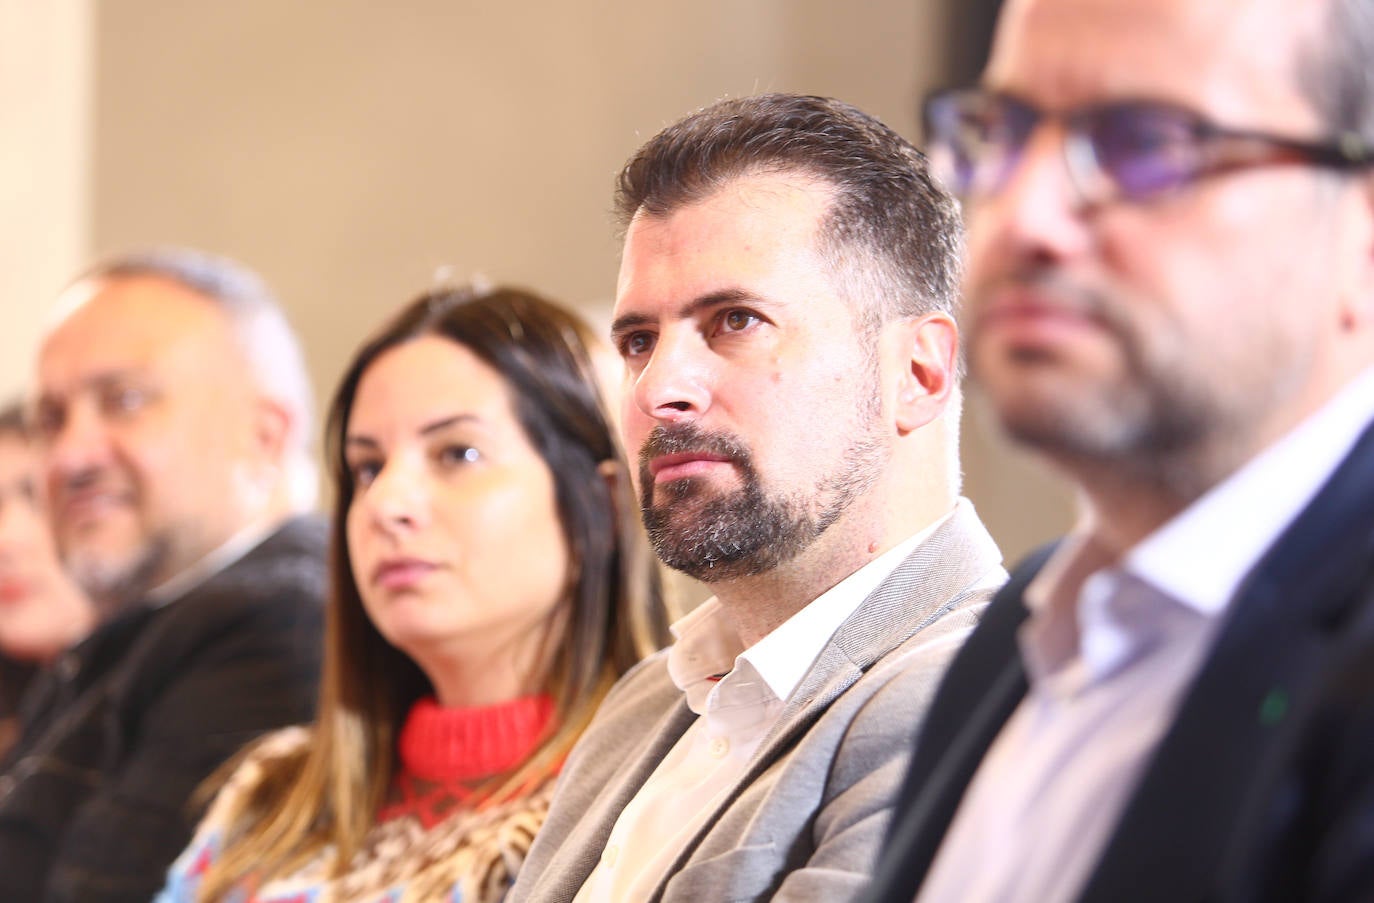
[156,695,557,903]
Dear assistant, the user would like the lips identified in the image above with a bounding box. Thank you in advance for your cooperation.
[0,579,30,605]
[57,487,133,527]
[647,451,736,484]
[370,557,439,591]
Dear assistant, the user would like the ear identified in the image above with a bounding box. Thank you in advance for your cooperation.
[250,395,293,467]
[888,312,959,434]
[597,458,626,519]
[1337,174,1374,332]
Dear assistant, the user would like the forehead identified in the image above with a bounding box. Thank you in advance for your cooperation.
[988,0,1324,125]
[350,336,516,430]
[39,276,238,390]
[614,171,837,312]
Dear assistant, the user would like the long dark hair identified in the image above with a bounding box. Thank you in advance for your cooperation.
[198,285,669,896]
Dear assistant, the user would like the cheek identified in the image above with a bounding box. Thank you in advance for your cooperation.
[22,517,56,561]
[619,396,651,449]
[465,477,570,604]
[344,503,371,586]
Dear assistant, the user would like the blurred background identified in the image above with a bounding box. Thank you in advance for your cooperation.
[2,0,1068,600]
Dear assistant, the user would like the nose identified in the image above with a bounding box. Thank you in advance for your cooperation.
[360,456,429,534]
[971,124,1093,266]
[629,328,712,425]
[46,400,114,490]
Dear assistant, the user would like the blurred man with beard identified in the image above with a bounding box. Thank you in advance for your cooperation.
[0,249,325,903]
[509,93,1006,903]
[863,0,1374,900]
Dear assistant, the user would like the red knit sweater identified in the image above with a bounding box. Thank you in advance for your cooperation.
[378,694,554,829]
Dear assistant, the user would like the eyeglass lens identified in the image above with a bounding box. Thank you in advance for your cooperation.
[926,92,1211,202]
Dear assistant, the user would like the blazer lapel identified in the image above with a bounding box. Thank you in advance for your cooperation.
[761,500,1004,775]
[863,546,1051,903]
[1080,419,1374,902]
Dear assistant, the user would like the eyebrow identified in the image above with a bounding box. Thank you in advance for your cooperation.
[344,413,482,449]
[610,287,761,338]
[38,369,149,402]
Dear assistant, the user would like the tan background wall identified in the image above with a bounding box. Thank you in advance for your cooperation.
[7,1,1072,601]
[0,0,91,402]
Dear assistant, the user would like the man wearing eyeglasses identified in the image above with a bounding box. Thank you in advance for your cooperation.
[862,0,1374,901]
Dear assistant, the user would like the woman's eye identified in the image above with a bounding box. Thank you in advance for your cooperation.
[349,461,382,488]
[439,445,481,467]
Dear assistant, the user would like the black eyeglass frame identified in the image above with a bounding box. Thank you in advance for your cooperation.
[921,86,1374,204]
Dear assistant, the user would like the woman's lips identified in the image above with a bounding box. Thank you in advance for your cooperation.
[648,452,735,484]
[370,558,438,591]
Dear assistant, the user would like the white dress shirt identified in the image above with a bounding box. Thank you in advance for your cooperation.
[916,368,1374,903]
[575,512,954,903]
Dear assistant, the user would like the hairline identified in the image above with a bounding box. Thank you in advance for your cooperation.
[620,162,909,332]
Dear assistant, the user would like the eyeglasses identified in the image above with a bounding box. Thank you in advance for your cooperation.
[921,87,1374,204]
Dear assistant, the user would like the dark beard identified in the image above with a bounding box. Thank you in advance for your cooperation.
[637,421,882,583]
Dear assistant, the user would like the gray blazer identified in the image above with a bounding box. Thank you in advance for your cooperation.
[509,501,1005,903]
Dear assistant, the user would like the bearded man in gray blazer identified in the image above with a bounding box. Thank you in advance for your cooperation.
[508,93,1006,903]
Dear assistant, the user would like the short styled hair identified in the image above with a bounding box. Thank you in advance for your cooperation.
[614,93,964,329]
[81,248,318,510]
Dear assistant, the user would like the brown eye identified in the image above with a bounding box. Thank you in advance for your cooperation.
[99,385,154,418]
[348,459,382,488]
[718,309,760,334]
[33,402,64,442]
[437,445,481,468]
[619,331,656,359]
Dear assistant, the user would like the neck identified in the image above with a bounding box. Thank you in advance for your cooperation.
[1055,351,1371,557]
[417,626,550,709]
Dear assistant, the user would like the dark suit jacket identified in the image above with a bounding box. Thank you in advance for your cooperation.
[0,516,326,903]
[864,422,1374,903]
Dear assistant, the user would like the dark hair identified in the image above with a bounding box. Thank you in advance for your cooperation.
[615,93,964,328]
[0,402,27,442]
[196,285,669,895]
[1299,0,1374,145]
[325,284,669,735]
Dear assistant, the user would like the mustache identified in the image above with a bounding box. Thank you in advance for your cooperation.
[637,423,751,470]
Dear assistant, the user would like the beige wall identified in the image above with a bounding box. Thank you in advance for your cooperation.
[0,0,91,403]
[15,2,1071,591]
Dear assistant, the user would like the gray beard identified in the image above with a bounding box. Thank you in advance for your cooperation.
[64,534,171,615]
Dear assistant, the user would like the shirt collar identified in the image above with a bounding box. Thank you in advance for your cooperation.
[1125,365,1374,615]
[1023,367,1374,680]
[145,518,281,608]
[666,503,961,709]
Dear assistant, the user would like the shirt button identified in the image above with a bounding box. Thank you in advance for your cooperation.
[708,736,730,758]
[602,844,619,868]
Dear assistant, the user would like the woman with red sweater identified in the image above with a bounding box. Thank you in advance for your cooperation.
[156,285,670,902]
